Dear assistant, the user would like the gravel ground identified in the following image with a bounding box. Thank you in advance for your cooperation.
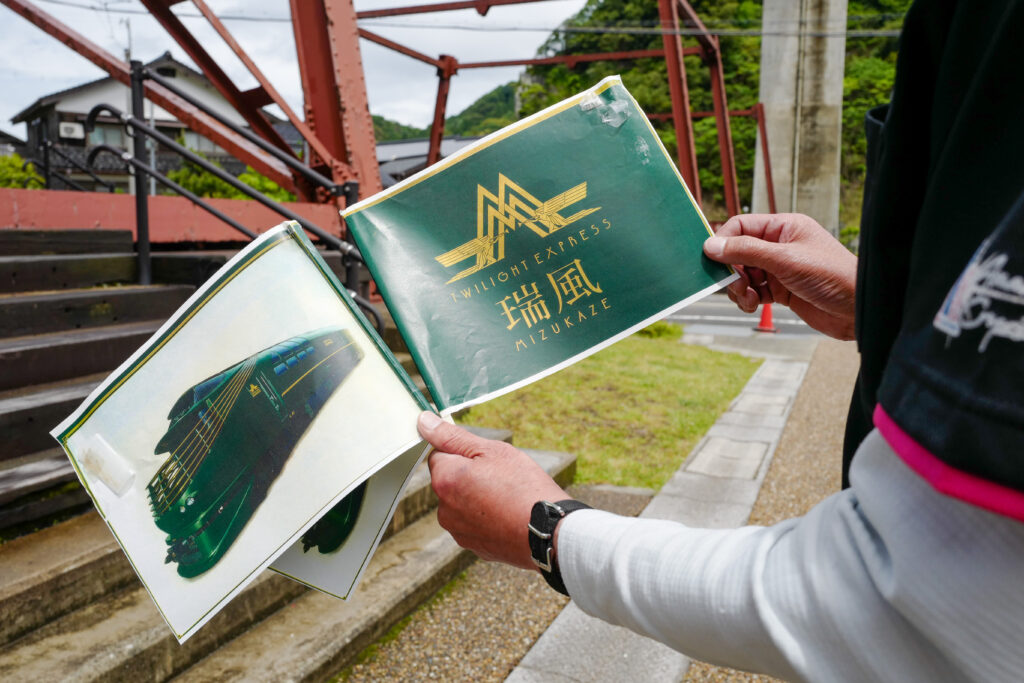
[683,338,861,683]
[337,484,652,682]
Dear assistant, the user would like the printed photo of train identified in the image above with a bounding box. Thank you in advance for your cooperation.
[148,326,365,578]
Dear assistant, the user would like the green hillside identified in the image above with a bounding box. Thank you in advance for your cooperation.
[372,115,425,142]
[519,0,763,219]
[372,83,517,142]
[444,83,516,136]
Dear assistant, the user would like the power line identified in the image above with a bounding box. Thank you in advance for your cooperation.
[361,20,902,37]
[32,0,904,37]
[35,0,286,21]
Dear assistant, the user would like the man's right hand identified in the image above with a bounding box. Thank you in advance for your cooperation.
[703,213,857,340]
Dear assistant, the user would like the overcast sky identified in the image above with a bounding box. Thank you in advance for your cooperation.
[0,0,589,140]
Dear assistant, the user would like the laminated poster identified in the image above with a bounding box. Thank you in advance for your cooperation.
[344,75,736,414]
[51,222,431,642]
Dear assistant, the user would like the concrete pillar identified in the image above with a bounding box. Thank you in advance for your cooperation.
[752,0,847,235]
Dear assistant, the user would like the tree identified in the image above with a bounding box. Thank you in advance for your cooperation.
[373,115,426,141]
[445,83,516,136]
[0,153,44,189]
[165,155,296,203]
[519,0,763,218]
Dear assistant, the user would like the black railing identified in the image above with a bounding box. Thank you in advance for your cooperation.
[39,142,118,192]
[86,144,258,240]
[83,60,381,332]
[22,118,117,193]
[142,68,344,198]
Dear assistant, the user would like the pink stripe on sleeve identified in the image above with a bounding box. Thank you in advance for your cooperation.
[874,404,1024,523]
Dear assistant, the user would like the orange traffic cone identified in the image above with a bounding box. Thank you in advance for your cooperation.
[755,302,778,333]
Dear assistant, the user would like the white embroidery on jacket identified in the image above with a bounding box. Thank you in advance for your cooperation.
[934,251,1024,352]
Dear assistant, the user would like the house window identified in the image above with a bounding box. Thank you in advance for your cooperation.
[87,124,126,149]
[182,130,224,155]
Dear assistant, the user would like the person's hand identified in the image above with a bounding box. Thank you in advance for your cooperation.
[703,213,858,340]
[418,412,569,570]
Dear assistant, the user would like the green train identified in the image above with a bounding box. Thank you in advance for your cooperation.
[148,326,365,578]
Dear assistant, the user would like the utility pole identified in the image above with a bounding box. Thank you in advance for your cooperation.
[130,59,152,285]
[753,0,847,236]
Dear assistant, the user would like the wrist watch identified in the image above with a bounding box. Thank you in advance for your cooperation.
[528,499,592,596]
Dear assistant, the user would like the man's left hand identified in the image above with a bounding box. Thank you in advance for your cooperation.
[418,412,569,571]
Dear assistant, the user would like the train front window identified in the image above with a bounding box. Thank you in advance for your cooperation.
[192,374,226,404]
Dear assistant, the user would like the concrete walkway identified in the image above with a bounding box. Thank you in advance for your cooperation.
[507,331,823,683]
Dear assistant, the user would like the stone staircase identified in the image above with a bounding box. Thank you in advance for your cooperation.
[0,428,575,682]
[0,229,195,534]
[0,227,578,681]
[0,229,418,536]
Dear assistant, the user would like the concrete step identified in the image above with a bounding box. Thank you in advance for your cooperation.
[0,253,136,294]
[0,320,163,391]
[393,351,422,379]
[0,449,75,506]
[172,448,577,683]
[0,284,194,337]
[374,306,409,355]
[151,252,232,287]
[0,426,513,649]
[0,229,134,256]
[0,509,139,649]
[149,250,372,292]
[0,374,105,464]
[0,483,90,534]
[0,448,86,531]
[0,570,308,683]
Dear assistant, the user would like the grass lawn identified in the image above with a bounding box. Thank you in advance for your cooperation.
[457,331,761,490]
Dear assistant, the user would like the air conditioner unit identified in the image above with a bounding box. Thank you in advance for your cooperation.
[59,121,86,140]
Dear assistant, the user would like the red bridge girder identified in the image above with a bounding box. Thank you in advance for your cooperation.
[1,0,298,193]
[6,0,756,217]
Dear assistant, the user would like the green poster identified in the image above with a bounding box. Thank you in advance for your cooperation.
[344,76,735,413]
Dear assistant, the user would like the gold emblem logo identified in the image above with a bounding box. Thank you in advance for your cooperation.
[435,174,600,283]
[248,383,261,398]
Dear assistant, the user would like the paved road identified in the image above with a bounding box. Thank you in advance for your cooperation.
[665,293,816,336]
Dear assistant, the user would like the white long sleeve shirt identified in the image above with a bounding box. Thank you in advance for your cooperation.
[558,429,1024,682]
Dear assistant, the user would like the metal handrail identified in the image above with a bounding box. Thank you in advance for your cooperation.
[142,65,365,294]
[84,102,362,261]
[19,158,48,189]
[87,144,258,239]
[43,140,118,192]
[85,140,384,334]
[21,156,86,191]
[79,60,379,331]
[142,68,346,197]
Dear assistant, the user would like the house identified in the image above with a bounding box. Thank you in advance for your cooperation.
[9,52,299,192]
[11,53,481,194]
[376,137,482,187]
[0,130,26,157]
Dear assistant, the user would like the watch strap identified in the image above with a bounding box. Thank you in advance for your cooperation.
[528,499,592,596]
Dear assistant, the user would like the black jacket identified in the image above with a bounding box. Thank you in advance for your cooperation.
[844,0,1024,490]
